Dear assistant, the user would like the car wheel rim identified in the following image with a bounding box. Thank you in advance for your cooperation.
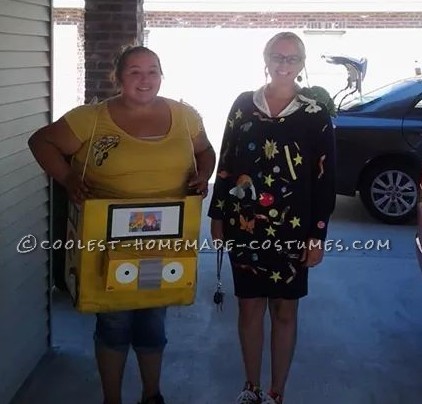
[370,170,417,217]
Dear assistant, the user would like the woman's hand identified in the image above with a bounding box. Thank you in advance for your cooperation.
[300,238,324,267]
[188,172,209,198]
[211,219,224,242]
[63,171,92,205]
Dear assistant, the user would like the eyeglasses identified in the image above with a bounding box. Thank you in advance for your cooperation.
[269,53,303,65]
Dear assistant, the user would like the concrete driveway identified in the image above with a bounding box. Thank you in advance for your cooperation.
[11,194,422,404]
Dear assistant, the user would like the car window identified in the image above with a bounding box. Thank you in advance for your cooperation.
[340,80,410,111]
[414,99,422,109]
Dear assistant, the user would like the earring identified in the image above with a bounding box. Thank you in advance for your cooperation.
[296,74,302,83]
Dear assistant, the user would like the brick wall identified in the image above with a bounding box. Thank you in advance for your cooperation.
[145,11,422,28]
[53,8,85,105]
[84,0,141,102]
[53,8,422,104]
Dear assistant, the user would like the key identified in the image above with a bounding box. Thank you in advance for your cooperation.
[213,287,224,311]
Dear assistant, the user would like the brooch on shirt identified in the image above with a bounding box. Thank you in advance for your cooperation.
[92,135,120,166]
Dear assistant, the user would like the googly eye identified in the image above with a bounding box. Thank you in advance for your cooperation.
[162,262,184,283]
[115,263,138,284]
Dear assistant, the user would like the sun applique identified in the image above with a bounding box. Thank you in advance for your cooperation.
[263,139,279,160]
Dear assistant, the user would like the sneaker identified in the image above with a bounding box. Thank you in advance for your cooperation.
[236,381,263,404]
[261,391,283,404]
[138,393,166,404]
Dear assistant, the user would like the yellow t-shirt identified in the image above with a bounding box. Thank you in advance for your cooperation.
[64,98,202,199]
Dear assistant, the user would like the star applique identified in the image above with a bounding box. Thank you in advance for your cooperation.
[290,216,301,228]
[216,199,225,210]
[265,226,276,237]
[235,109,243,119]
[263,139,279,160]
[228,118,234,129]
[293,153,303,166]
[264,174,275,187]
[233,202,241,213]
[270,271,282,283]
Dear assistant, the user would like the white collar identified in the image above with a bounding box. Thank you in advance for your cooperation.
[252,84,316,118]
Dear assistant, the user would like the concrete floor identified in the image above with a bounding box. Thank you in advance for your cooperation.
[11,196,422,404]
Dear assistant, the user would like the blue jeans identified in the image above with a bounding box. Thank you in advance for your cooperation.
[94,307,167,353]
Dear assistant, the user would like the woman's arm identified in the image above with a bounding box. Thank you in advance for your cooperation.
[302,106,336,267]
[188,130,216,195]
[309,107,336,240]
[28,118,90,203]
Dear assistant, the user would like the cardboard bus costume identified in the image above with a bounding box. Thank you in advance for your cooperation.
[62,100,205,312]
[65,194,202,313]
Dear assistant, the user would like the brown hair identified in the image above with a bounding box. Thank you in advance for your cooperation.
[263,32,306,65]
[110,44,163,86]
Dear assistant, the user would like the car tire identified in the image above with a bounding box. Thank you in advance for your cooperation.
[360,162,419,224]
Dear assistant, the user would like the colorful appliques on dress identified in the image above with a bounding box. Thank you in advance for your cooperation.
[263,139,279,159]
[92,135,120,166]
[240,122,253,132]
[259,193,274,207]
[229,174,257,200]
[318,155,326,179]
[304,102,322,114]
[290,216,301,228]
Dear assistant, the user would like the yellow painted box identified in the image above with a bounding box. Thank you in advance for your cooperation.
[64,195,203,313]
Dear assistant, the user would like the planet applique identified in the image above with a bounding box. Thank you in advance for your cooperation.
[269,209,278,218]
[259,193,274,207]
[248,142,256,151]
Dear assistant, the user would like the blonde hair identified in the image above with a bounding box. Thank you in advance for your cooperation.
[263,32,306,65]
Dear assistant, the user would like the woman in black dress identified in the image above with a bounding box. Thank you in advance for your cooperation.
[208,32,336,404]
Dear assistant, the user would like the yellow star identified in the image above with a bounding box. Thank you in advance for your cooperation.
[228,118,234,129]
[216,199,225,210]
[263,139,279,160]
[270,271,282,283]
[235,109,243,119]
[290,216,301,228]
[233,202,241,213]
[265,226,276,237]
[293,153,303,166]
[264,174,275,187]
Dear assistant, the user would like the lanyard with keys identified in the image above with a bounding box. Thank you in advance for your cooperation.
[213,247,225,311]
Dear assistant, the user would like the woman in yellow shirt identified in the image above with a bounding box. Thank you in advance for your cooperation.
[28,45,216,404]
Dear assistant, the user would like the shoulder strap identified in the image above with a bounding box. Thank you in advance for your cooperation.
[80,101,101,181]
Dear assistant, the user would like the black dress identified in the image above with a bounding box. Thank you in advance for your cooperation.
[208,91,336,299]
